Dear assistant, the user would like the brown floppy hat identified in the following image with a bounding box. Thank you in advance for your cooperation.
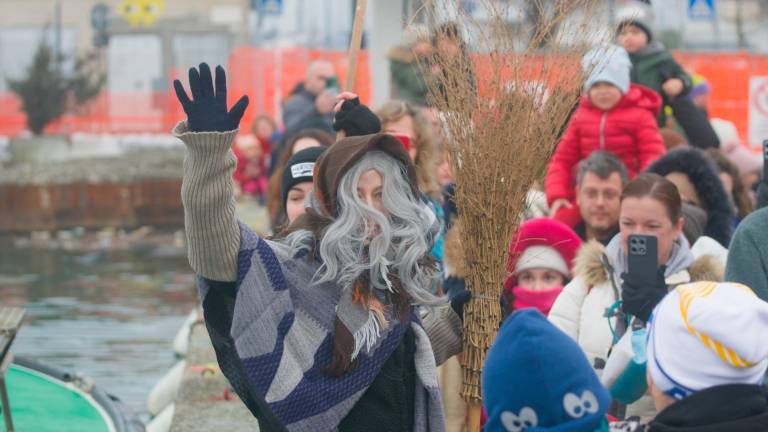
[313,133,420,217]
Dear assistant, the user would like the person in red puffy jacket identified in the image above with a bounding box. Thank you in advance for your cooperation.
[546,45,665,227]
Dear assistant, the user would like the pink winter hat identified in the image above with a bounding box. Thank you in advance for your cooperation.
[714,120,763,174]
[504,218,582,289]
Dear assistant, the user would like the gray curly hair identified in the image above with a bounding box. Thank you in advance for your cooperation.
[285,151,444,306]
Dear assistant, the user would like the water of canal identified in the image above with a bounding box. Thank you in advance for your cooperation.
[0,231,198,422]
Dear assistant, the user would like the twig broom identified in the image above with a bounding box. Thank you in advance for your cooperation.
[416,1,606,429]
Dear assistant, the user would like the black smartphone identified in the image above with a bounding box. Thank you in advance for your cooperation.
[325,76,339,93]
[762,139,768,182]
[627,235,658,289]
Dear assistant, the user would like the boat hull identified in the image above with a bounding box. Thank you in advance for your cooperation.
[1,356,143,432]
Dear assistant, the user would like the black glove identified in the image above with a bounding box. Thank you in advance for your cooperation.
[443,276,465,299]
[620,265,667,322]
[450,289,471,322]
[173,63,249,133]
[332,97,381,137]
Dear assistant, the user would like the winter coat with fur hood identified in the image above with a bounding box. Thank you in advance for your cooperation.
[548,237,722,370]
[549,234,726,421]
[646,147,733,247]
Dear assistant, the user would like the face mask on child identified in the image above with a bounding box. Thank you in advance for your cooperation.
[511,285,564,316]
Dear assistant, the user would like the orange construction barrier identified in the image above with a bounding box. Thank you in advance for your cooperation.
[675,51,768,146]
[0,48,371,137]
[228,47,371,132]
[0,49,765,144]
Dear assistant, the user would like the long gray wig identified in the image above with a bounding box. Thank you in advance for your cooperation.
[285,150,444,307]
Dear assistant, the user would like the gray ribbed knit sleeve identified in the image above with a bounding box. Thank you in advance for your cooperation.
[174,121,240,282]
[422,305,463,366]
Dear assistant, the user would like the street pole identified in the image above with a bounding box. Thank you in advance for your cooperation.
[735,0,746,49]
[712,1,721,49]
[607,0,616,27]
[54,1,62,68]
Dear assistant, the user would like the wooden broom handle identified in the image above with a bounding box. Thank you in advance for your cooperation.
[336,0,368,141]
[468,402,482,432]
[345,0,368,93]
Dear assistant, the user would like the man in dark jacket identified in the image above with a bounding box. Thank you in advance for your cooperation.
[387,27,433,106]
[643,282,768,431]
[282,60,337,133]
[270,60,338,173]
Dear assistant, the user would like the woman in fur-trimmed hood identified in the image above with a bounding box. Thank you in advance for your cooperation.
[646,147,733,247]
[549,173,723,420]
[551,237,722,368]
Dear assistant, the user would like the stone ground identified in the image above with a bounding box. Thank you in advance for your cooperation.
[167,200,269,431]
[170,322,260,431]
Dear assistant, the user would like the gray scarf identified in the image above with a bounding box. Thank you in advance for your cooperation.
[605,233,695,278]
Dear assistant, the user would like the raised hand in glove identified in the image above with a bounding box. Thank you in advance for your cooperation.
[332,93,381,137]
[173,63,249,132]
[620,265,667,322]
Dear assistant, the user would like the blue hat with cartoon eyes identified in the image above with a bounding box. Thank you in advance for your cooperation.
[482,309,611,432]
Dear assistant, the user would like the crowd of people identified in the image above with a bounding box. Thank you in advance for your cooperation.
[171,2,768,431]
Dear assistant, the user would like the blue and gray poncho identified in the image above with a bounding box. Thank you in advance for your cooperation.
[199,223,447,431]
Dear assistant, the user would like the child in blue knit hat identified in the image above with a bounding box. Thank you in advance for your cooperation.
[483,309,612,431]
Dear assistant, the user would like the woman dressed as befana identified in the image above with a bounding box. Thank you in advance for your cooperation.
[173,63,464,432]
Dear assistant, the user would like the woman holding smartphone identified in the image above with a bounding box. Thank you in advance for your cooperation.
[549,173,720,374]
[549,173,722,420]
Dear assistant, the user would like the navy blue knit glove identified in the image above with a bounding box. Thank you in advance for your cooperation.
[332,97,381,137]
[173,63,249,132]
[450,289,471,322]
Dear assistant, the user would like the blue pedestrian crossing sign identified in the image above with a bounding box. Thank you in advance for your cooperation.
[253,0,282,15]
[689,0,715,20]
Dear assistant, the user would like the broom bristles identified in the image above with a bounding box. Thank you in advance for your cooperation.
[414,0,607,404]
